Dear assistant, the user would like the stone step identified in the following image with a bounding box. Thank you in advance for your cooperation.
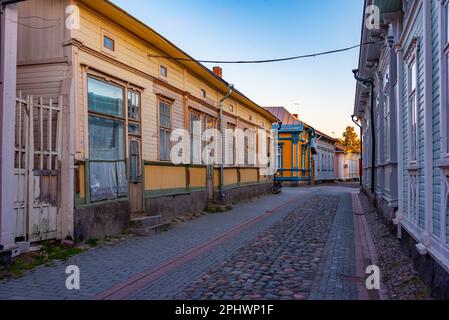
[129,215,163,229]
[128,222,172,236]
[205,201,233,213]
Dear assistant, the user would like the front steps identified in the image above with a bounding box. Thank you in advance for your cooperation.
[129,215,171,236]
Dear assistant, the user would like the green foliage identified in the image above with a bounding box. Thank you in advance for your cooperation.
[0,242,85,280]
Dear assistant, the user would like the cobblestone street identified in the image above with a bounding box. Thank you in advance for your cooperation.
[0,184,428,300]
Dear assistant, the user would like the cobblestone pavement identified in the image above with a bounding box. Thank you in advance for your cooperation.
[0,188,310,300]
[174,196,340,300]
[0,185,391,300]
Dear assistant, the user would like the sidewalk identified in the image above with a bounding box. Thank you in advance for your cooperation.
[0,189,310,300]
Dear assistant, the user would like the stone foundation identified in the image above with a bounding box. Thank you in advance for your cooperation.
[74,200,130,241]
[400,228,449,300]
[222,182,272,203]
[362,186,449,300]
[145,190,208,221]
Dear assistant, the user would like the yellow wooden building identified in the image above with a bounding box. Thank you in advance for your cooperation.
[14,0,277,241]
[265,107,315,185]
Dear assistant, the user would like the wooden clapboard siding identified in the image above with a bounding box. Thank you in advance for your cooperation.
[431,0,441,237]
[17,63,68,99]
[16,0,65,63]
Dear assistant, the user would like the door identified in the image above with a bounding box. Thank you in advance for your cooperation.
[14,94,61,242]
[128,138,143,216]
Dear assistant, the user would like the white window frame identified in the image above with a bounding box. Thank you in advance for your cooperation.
[405,39,419,164]
[384,82,391,162]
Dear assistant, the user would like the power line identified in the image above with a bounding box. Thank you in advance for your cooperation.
[148,41,385,64]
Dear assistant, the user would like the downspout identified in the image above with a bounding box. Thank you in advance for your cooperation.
[353,69,375,194]
[351,114,363,187]
[219,84,234,201]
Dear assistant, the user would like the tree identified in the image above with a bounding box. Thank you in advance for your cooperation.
[338,126,361,153]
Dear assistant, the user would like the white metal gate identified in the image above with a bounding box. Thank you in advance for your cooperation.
[14,93,62,243]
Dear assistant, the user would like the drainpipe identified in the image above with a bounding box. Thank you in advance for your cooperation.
[219,84,234,201]
[351,114,363,187]
[352,69,375,194]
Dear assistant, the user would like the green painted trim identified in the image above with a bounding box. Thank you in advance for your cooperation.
[74,194,86,208]
[144,187,189,198]
[188,186,207,192]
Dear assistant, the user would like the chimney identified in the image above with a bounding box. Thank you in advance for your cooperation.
[213,66,223,78]
[293,114,299,120]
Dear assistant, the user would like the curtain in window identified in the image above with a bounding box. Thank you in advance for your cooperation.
[88,77,123,117]
[88,115,127,202]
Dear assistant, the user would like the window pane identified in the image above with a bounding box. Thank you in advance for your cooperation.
[88,77,123,117]
[117,161,128,197]
[410,61,417,92]
[88,115,125,161]
[159,102,171,128]
[128,123,141,135]
[104,36,114,51]
[89,162,118,202]
[128,91,140,121]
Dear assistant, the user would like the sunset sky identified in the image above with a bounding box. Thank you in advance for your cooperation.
[111,0,364,138]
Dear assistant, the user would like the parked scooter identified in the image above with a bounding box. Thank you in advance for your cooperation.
[271,171,283,194]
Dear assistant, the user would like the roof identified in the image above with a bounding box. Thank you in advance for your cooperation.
[78,0,278,123]
[265,106,339,141]
[264,107,301,126]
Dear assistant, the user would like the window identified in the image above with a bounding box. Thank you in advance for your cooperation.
[246,130,256,166]
[229,105,234,112]
[160,65,168,77]
[190,112,202,164]
[202,116,216,164]
[87,77,127,202]
[226,124,236,165]
[384,92,391,161]
[443,1,449,156]
[277,144,283,170]
[159,100,172,161]
[88,77,123,117]
[103,35,115,51]
[128,91,140,121]
[201,89,206,98]
[408,58,418,162]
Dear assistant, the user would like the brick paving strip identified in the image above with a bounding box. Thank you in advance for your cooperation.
[93,197,302,300]
[172,196,340,300]
[351,192,388,300]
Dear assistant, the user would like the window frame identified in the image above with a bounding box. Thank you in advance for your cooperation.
[159,65,168,78]
[226,123,236,166]
[406,40,419,164]
[86,75,128,203]
[158,97,173,162]
[101,30,116,56]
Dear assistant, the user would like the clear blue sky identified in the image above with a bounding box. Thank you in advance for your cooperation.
[110,0,364,138]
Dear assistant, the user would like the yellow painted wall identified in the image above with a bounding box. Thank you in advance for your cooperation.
[189,167,206,188]
[240,168,259,184]
[279,130,312,178]
[145,165,186,191]
[78,163,85,199]
[224,168,238,186]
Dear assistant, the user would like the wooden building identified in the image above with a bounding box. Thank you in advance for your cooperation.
[265,107,315,185]
[12,0,277,243]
